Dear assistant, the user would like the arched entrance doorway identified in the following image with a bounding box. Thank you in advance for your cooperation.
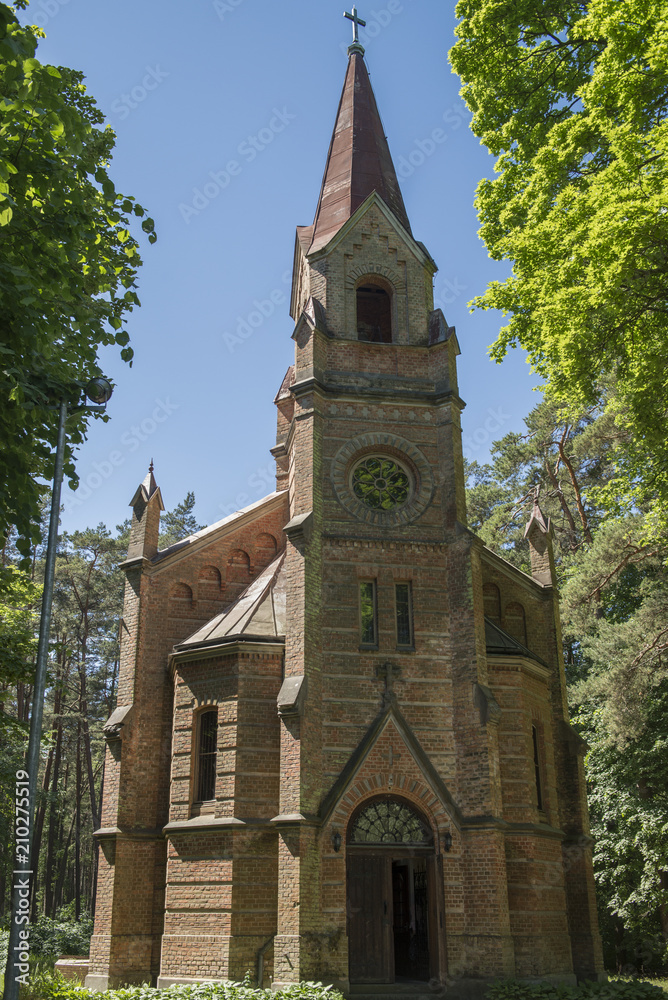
[346,796,438,985]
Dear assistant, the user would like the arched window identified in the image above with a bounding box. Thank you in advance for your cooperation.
[482,582,501,623]
[532,725,543,812]
[198,566,222,601]
[505,601,527,645]
[255,533,277,566]
[196,709,218,803]
[169,582,193,617]
[348,796,432,846]
[356,280,392,343]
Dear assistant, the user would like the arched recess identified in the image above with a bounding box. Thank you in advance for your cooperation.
[169,582,193,617]
[482,582,501,623]
[345,795,438,985]
[504,601,527,645]
[198,565,222,601]
[355,275,394,343]
[226,549,252,600]
[255,532,277,567]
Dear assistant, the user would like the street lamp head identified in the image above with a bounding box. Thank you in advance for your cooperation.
[84,376,113,405]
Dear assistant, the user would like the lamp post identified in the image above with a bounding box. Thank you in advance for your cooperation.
[3,378,113,1000]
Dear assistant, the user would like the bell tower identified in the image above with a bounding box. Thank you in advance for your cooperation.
[270,30,503,991]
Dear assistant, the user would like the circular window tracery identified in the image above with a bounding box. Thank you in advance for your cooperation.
[349,797,432,846]
[352,457,411,510]
[331,433,434,527]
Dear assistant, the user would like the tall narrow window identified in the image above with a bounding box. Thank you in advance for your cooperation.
[532,725,543,812]
[359,581,378,647]
[395,583,414,648]
[197,709,218,802]
[357,283,392,342]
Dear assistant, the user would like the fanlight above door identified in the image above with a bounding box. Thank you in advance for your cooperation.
[348,797,433,846]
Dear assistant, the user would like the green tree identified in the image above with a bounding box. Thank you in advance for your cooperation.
[160,492,203,548]
[450,0,668,533]
[578,690,668,972]
[465,396,668,970]
[466,397,618,572]
[0,566,38,917]
[0,2,155,561]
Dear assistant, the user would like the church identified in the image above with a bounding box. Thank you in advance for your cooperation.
[86,17,605,996]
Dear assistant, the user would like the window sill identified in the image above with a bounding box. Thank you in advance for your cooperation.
[358,644,379,652]
[190,800,216,818]
[396,645,415,653]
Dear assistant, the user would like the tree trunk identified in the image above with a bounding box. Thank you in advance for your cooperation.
[54,811,76,914]
[44,683,64,917]
[557,427,594,544]
[75,721,82,919]
[30,741,54,920]
[543,450,579,548]
[660,870,668,941]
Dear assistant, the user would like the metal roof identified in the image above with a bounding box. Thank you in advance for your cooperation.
[173,552,286,653]
[309,50,411,254]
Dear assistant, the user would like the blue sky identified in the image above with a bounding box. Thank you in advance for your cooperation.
[20,0,541,533]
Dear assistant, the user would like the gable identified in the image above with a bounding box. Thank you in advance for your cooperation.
[319,700,463,830]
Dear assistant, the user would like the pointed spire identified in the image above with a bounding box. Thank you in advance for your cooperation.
[130,460,160,508]
[309,49,411,254]
[126,461,165,563]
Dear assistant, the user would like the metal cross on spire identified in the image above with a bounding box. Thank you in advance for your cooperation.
[344,5,366,44]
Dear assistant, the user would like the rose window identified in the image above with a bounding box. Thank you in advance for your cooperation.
[351,457,411,510]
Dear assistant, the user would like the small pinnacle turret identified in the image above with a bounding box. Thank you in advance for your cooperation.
[127,460,164,562]
[524,492,556,586]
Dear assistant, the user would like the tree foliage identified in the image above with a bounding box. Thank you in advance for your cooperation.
[0,2,155,558]
[0,494,202,924]
[159,492,203,549]
[451,0,668,532]
[467,396,668,970]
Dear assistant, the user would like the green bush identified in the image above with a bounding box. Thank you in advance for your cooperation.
[1,927,9,974]
[28,911,93,960]
[21,972,346,1000]
[486,979,667,1000]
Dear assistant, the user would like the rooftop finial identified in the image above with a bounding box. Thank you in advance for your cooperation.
[344,5,366,54]
[149,458,154,474]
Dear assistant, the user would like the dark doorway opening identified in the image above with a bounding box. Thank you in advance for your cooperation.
[357,283,392,343]
[346,796,436,986]
[392,859,430,982]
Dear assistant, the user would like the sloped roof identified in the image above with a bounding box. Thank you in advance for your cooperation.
[174,552,286,653]
[309,50,411,254]
[153,491,286,565]
[484,616,548,667]
[129,463,164,510]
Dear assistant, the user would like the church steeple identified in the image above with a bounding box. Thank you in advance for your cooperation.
[308,47,412,254]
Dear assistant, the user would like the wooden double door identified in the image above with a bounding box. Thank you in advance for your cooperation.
[347,850,435,984]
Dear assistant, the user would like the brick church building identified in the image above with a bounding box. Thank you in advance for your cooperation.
[87,26,605,996]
